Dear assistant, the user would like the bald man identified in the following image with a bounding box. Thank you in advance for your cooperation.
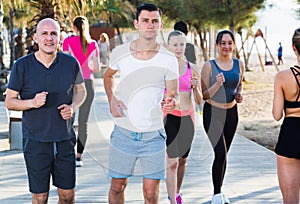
[5,18,86,203]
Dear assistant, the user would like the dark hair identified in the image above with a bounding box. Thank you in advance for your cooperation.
[73,16,90,54]
[216,30,235,45]
[136,3,162,19]
[174,20,188,35]
[292,28,300,54]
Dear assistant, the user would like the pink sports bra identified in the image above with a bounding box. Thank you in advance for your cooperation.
[165,62,192,93]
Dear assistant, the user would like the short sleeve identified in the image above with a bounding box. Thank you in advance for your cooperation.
[74,62,84,84]
[109,43,130,71]
[165,55,179,81]
[8,59,24,92]
[62,37,70,52]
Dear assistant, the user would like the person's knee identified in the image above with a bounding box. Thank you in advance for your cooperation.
[179,158,187,167]
[32,192,49,204]
[214,148,227,162]
[57,189,74,204]
[143,188,159,202]
[110,179,127,195]
[168,159,179,171]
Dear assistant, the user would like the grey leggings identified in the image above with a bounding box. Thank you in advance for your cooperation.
[77,79,94,154]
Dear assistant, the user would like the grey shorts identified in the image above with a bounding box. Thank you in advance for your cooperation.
[108,125,166,180]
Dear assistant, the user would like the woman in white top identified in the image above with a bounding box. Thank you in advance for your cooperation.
[98,33,110,65]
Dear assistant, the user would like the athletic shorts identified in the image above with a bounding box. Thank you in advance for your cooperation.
[164,114,195,158]
[108,125,166,180]
[275,117,300,159]
[23,138,76,194]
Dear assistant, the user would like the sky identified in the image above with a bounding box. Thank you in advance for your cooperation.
[250,0,300,56]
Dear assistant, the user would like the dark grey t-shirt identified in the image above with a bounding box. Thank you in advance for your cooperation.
[8,52,84,142]
[185,43,196,64]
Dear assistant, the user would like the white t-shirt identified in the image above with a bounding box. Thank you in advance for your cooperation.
[109,41,179,132]
[98,41,109,52]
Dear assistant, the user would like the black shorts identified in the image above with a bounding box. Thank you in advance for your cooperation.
[275,117,300,159]
[23,138,76,194]
[164,114,195,158]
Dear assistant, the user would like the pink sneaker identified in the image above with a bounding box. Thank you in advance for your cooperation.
[176,193,183,204]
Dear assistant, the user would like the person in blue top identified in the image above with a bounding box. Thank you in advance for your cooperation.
[5,18,86,203]
[278,42,283,65]
[201,30,244,204]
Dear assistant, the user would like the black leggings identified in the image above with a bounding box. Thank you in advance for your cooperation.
[77,79,94,154]
[203,102,238,194]
[164,114,195,158]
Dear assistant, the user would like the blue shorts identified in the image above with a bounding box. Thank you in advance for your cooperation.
[23,138,76,194]
[108,125,166,180]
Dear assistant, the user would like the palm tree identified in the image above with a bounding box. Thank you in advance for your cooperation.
[3,0,35,67]
[0,0,4,68]
[90,0,135,44]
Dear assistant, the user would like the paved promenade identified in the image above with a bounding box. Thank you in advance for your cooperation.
[0,78,282,203]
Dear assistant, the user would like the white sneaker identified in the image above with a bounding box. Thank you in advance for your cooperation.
[211,193,224,204]
[76,157,83,167]
[222,193,230,204]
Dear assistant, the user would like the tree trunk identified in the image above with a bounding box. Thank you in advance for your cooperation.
[239,33,250,71]
[198,30,208,62]
[9,7,15,69]
[14,27,25,60]
[0,0,4,68]
[115,25,123,44]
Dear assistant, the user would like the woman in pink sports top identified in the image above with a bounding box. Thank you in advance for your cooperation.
[164,30,202,204]
[62,16,100,167]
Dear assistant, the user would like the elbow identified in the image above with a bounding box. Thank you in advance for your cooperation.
[5,102,17,111]
[272,112,282,121]
[273,116,282,121]
[201,90,210,101]
[5,99,13,110]
[202,94,210,101]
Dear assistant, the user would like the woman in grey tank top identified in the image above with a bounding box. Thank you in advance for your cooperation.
[201,30,245,204]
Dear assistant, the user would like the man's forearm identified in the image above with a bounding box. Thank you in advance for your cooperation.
[6,97,35,111]
[104,75,114,103]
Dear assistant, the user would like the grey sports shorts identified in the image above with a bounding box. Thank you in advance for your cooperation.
[108,125,166,180]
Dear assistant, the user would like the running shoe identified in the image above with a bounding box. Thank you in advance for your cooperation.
[76,157,83,167]
[222,193,230,204]
[211,193,224,204]
[176,193,183,204]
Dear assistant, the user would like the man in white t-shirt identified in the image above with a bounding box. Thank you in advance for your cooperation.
[103,3,179,204]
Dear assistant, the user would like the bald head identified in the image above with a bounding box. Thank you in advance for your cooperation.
[37,18,60,34]
[34,18,61,55]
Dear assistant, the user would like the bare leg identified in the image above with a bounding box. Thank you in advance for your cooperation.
[166,157,179,204]
[32,192,49,204]
[177,158,187,193]
[277,155,300,204]
[109,178,128,204]
[57,188,74,204]
[143,178,160,204]
[76,153,82,159]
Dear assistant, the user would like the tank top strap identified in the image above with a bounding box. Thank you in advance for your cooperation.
[290,65,300,101]
[187,61,191,69]
[186,61,192,75]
